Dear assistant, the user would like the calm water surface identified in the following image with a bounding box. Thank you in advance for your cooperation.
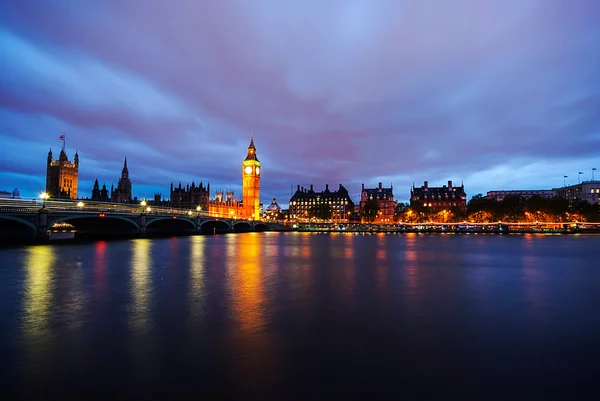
[1,232,599,400]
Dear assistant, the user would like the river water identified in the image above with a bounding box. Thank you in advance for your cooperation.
[1,232,599,400]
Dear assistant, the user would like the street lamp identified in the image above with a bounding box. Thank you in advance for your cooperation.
[77,201,84,208]
[39,192,49,208]
[140,200,147,207]
[145,206,151,213]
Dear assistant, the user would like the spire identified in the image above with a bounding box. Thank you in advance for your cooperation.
[121,157,129,178]
[244,136,259,162]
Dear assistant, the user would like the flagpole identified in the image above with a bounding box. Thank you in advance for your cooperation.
[593,168,597,181]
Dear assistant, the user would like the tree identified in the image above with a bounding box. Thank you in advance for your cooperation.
[361,198,380,222]
[394,202,409,222]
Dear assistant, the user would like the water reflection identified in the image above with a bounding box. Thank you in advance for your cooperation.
[23,245,55,342]
[403,233,422,313]
[375,234,388,305]
[188,236,205,323]
[130,239,152,333]
[227,234,277,397]
[93,241,107,296]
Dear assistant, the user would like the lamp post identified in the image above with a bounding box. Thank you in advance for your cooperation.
[39,192,49,208]
[77,201,84,208]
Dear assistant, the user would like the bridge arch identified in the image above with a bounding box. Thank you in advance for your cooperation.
[55,215,140,234]
[0,215,37,238]
[233,221,253,233]
[146,217,196,233]
[200,219,231,234]
[254,222,268,232]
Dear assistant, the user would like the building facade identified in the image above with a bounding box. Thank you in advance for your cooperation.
[169,181,210,210]
[553,181,600,204]
[111,158,132,203]
[360,182,397,223]
[46,147,79,199]
[288,184,354,222]
[486,189,556,201]
[91,179,110,202]
[410,180,467,211]
[241,138,261,220]
[264,198,282,220]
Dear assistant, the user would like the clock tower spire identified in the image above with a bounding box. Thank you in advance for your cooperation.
[242,136,261,220]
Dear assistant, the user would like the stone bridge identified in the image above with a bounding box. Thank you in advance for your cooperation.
[0,207,271,241]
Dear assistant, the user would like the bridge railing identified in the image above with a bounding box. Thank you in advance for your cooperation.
[0,198,214,217]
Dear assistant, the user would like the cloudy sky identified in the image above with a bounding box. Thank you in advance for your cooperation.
[1,0,599,205]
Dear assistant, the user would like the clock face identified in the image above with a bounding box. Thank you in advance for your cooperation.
[255,166,260,175]
[244,166,252,175]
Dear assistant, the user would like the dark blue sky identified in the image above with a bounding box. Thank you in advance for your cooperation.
[1,0,599,205]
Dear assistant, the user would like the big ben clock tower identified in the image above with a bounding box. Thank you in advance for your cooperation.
[242,137,261,220]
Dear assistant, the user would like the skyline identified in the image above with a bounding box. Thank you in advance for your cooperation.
[1,1,599,204]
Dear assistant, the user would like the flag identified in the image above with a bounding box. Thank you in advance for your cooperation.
[578,172,584,174]
[564,175,568,178]
[59,134,65,140]
[594,168,597,171]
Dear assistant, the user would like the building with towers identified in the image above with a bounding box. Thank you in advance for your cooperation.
[288,184,354,222]
[91,180,110,202]
[241,137,261,220]
[411,180,467,211]
[110,158,132,203]
[169,181,210,210]
[360,182,398,223]
[46,145,79,199]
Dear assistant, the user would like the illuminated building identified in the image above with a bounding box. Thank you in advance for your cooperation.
[111,158,132,203]
[241,138,261,220]
[486,189,556,201]
[46,147,79,199]
[264,198,282,220]
[288,184,354,222]
[208,190,242,218]
[553,181,600,204]
[411,180,467,211]
[360,182,397,223]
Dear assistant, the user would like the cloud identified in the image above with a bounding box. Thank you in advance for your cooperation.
[0,0,599,203]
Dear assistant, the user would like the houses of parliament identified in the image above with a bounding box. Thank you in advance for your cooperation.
[46,138,262,220]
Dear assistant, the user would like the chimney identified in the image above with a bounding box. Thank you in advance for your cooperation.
[310,184,313,191]
[297,185,300,191]
[378,182,382,189]
[424,181,428,188]
[326,184,329,191]
[448,180,452,188]
[362,183,365,191]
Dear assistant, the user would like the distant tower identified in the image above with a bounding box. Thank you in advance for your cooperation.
[46,147,79,199]
[111,157,132,203]
[242,137,261,220]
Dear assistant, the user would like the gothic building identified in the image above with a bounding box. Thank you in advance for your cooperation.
[91,179,110,202]
[169,181,210,210]
[46,147,79,199]
[360,182,398,223]
[111,158,132,203]
[288,184,354,221]
[203,138,261,219]
[410,180,467,211]
[241,138,261,220]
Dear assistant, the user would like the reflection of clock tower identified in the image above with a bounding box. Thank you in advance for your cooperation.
[242,137,261,220]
